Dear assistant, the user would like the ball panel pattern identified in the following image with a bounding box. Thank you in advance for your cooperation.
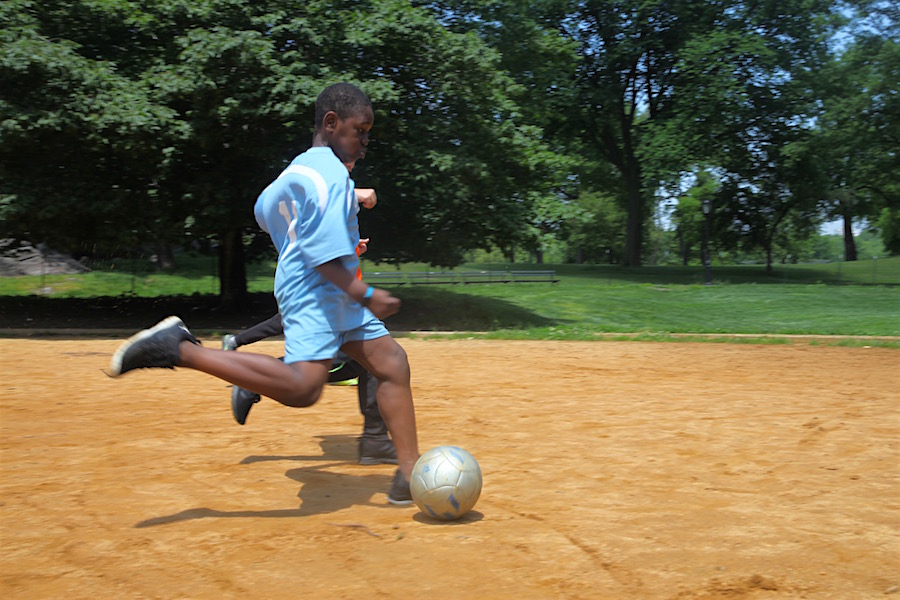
[410,446,482,520]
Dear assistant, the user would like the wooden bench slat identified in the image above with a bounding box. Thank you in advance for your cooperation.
[509,270,560,283]
[363,270,558,285]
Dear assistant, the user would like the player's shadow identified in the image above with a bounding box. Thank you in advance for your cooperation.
[134,434,397,528]
[239,433,358,465]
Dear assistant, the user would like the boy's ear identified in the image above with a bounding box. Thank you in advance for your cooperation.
[322,110,339,133]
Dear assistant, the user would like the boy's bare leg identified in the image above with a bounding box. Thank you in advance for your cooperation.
[341,336,419,479]
[177,342,331,407]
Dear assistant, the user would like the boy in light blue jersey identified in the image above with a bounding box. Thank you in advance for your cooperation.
[223,167,396,465]
[256,145,374,360]
[109,83,419,505]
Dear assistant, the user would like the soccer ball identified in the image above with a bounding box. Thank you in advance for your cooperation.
[410,446,482,520]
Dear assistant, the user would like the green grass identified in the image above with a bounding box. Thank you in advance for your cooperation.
[0,254,278,298]
[391,280,899,338]
[2,255,898,346]
[466,256,900,286]
[379,257,900,341]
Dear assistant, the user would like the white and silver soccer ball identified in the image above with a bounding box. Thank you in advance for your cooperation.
[410,446,482,520]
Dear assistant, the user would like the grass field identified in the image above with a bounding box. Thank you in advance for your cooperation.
[1,256,898,345]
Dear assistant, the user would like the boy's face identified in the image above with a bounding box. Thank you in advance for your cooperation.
[323,106,374,166]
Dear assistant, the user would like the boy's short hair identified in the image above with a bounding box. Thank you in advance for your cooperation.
[315,83,371,129]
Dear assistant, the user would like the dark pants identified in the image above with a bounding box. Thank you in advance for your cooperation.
[233,313,283,347]
[234,313,386,438]
[331,362,387,438]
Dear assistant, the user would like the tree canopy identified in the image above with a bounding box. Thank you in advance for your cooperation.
[1,0,563,303]
[1,0,896,301]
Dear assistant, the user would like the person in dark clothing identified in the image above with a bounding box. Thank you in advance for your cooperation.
[221,314,397,465]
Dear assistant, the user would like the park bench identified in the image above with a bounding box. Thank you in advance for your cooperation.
[404,271,461,285]
[364,271,408,285]
[458,271,511,284]
[363,269,559,285]
[509,270,560,283]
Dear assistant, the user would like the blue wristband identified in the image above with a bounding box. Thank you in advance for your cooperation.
[361,286,374,306]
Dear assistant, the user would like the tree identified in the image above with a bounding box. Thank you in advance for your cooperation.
[424,0,674,266]
[426,1,847,268]
[560,189,626,264]
[667,169,718,266]
[640,2,845,272]
[1,0,560,304]
[815,4,900,258]
[346,1,563,267]
[0,1,182,258]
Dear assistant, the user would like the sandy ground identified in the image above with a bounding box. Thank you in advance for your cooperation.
[0,337,898,599]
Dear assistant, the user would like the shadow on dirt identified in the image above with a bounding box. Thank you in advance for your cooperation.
[133,434,412,527]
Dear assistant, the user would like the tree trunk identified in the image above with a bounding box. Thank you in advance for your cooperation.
[842,214,857,262]
[764,207,789,274]
[678,229,689,266]
[218,228,248,309]
[622,163,643,267]
[599,111,643,267]
[154,243,176,271]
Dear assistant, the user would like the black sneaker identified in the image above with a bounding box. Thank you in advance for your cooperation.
[231,385,261,425]
[387,469,413,506]
[221,334,238,351]
[359,436,398,465]
[109,316,198,377]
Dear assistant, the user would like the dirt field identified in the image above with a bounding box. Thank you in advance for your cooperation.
[1,337,897,599]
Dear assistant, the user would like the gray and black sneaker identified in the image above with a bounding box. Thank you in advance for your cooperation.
[231,385,261,425]
[387,469,414,506]
[221,334,238,351]
[109,316,198,377]
[359,436,398,465]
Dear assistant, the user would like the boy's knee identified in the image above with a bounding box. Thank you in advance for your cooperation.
[277,361,329,407]
[278,370,326,407]
[282,385,323,408]
[388,342,409,365]
[378,343,410,383]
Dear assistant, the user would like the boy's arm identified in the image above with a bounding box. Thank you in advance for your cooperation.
[315,259,401,319]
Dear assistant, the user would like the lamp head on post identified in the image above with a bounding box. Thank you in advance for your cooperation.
[701,198,711,215]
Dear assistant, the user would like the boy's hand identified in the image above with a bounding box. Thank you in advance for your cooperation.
[356,188,377,209]
[367,287,401,319]
[313,259,399,318]
[357,237,369,255]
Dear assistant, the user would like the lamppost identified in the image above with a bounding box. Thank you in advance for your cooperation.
[701,198,712,285]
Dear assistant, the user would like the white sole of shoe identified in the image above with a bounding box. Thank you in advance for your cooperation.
[386,496,415,506]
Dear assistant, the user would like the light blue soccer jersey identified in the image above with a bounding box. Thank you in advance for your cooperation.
[255,147,382,361]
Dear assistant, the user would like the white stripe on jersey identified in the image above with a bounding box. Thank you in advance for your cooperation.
[277,199,297,244]
[279,164,330,215]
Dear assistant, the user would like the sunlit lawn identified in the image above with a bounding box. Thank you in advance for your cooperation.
[2,255,898,344]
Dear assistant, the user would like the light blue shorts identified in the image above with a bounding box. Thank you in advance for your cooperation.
[282,317,389,364]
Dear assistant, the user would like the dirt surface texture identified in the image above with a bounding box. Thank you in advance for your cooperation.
[1,337,898,599]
